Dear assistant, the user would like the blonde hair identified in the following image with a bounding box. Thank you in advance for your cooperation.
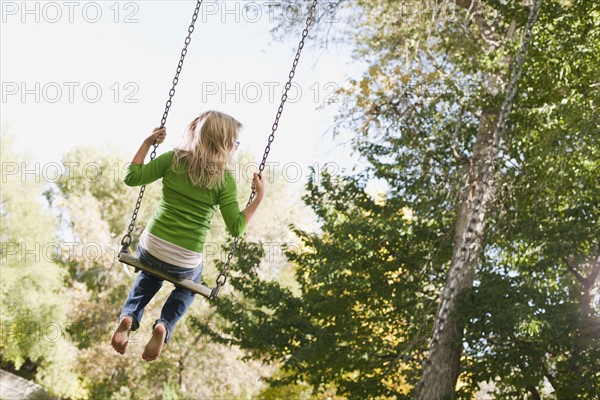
[173,110,242,189]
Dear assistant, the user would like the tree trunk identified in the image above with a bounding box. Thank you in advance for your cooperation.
[564,251,600,390]
[415,110,499,399]
[415,1,541,396]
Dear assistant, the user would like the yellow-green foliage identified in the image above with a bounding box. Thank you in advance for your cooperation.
[1,132,87,398]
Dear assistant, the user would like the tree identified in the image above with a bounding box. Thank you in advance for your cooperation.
[415,1,543,397]
[212,0,599,398]
[0,132,87,399]
[458,2,600,396]
[330,1,598,397]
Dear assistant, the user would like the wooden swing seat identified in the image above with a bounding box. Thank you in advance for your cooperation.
[118,251,214,299]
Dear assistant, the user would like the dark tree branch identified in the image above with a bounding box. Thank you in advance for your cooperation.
[528,385,542,400]
[517,360,542,400]
[564,257,587,286]
[564,250,600,290]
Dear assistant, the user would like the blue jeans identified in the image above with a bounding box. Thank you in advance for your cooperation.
[119,245,203,343]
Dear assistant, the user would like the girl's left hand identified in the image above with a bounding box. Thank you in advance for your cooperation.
[145,127,167,146]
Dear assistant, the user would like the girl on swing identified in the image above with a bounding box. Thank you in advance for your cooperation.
[111,110,265,361]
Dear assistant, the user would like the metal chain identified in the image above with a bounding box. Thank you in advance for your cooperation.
[416,0,543,394]
[212,0,319,297]
[121,0,204,251]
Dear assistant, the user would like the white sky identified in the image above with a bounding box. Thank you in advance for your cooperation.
[1,1,368,188]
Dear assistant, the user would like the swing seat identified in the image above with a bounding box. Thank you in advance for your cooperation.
[118,251,214,299]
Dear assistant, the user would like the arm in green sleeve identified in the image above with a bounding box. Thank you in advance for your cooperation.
[218,173,247,237]
[123,151,174,186]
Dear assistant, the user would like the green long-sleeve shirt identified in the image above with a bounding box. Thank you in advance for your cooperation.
[123,150,246,253]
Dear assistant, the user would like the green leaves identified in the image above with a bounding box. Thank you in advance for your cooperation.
[193,1,599,398]
[215,168,454,398]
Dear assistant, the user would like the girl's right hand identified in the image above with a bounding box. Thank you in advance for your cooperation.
[145,127,166,146]
[252,173,265,198]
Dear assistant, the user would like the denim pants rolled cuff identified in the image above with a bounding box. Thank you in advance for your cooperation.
[154,319,173,343]
[119,313,140,331]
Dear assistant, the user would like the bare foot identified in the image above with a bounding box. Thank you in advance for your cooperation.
[142,323,167,361]
[111,316,133,354]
